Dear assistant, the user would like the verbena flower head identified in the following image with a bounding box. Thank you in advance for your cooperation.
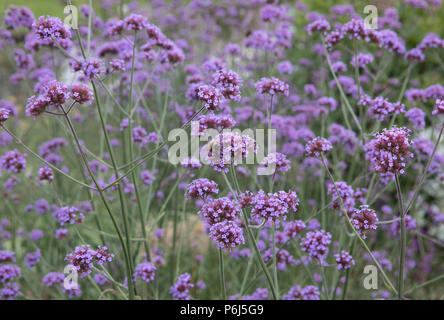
[204,131,256,173]
[53,206,84,226]
[335,250,355,270]
[0,264,21,283]
[0,251,15,263]
[405,48,425,63]
[65,245,95,277]
[93,246,114,265]
[197,197,240,227]
[284,220,306,238]
[42,272,64,287]
[365,126,413,175]
[24,249,41,269]
[351,205,378,239]
[185,178,219,200]
[255,77,289,96]
[209,221,245,250]
[251,190,299,223]
[3,5,35,30]
[197,84,223,111]
[259,152,291,173]
[283,284,320,300]
[432,99,444,115]
[0,108,10,122]
[81,58,105,80]
[32,16,71,41]
[140,170,155,186]
[133,261,156,283]
[306,19,330,35]
[1,282,20,300]
[38,166,53,182]
[211,69,243,101]
[1,150,26,173]
[70,84,94,104]
[305,137,332,158]
[170,273,194,300]
[300,229,331,261]
[327,181,355,214]
[123,14,149,31]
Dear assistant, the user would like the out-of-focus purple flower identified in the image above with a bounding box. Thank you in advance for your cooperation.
[3,5,34,30]
[405,48,425,63]
[81,58,105,80]
[30,229,44,241]
[123,14,148,31]
[283,284,320,300]
[405,108,426,129]
[170,272,194,300]
[306,19,330,35]
[24,249,41,269]
[211,69,242,101]
[133,261,156,283]
[277,61,293,75]
[38,166,53,182]
[94,273,109,285]
[432,99,444,115]
[0,264,21,283]
[55,228,68,239]
[53,206,84,226]
[305,137,332,158]
[1,150,26,173]
[1,282,20,300]
[32,16,71,42]
[255,77,289,96]
[42,272,64,286]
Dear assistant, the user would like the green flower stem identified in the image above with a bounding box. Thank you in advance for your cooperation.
[219,249,227,300]
[322,38,363,138]
[0,124,95,190]
[320,154,398,295]
[61,108,135,299]
[223,169,278,300]
[395,174,406,300]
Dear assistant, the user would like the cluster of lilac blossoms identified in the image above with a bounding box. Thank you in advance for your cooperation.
[185,178,219,200]
[365,126,413,175]
[335,250,355,270]
[300,229,332,263]
[251,190,299,223]
[255,77,289,96]
[1,149,26,173]
[204,131,256,173]
[65,245,114,277]
[351,205,379,239]
[133,261,156,283]
[282,284,320,300]
[170,273,194,300]
[305,137,333,158]
[196,196,244,251]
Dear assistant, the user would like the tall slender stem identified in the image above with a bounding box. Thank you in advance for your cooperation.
[219,249,226,300]
[395,174,406,300]
[222,170,278,299]
[320,154,398,295]
[61,107,134,299]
